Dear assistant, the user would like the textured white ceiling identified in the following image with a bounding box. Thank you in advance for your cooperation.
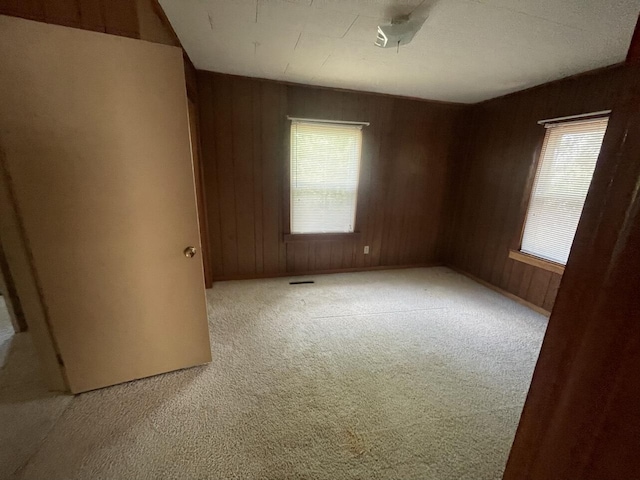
[159,0,640,103]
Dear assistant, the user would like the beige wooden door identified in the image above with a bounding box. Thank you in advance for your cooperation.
[0,16,211,393]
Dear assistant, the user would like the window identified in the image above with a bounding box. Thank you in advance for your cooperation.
[290,120,363,234]
[519,117,608,265]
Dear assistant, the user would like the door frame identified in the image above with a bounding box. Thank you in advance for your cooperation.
[188,98,213,288]
[0,238,27,333]
[0,145,67,391]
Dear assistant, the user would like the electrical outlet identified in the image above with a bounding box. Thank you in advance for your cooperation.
[364,245,370,254]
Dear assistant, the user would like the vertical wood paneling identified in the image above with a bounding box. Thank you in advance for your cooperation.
[231,78,256,275]
[315,243,332,271]
[366,98,393,269]
[0,0,45,20]
[517,265,534,299]
[42,0,80,27]
[0,0,203,44]
[211,76,239,277]
[198,72,463,280]
[6,3,627,303]
[352,96,375,268]
[542,273,562,312]
[526,269,552,307]
[251,82,264,275]
[0,0,138,36]
[0,0,166,39]
[196,74,223,280]
[446,64,633,312]
[260,82,287,274]
[378,99,402,266]
[504,63,640,480]
[102,0,138,37]
[188,96,212,287]
[77,0,104,31]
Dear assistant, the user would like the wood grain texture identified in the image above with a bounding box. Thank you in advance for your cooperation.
[197,71,464,281]
[627,13,640,63]
[504,62,640,480]
[136,0,177,46]
[508,250,564,275]
[0,0,137,36]
[445,64,636,312]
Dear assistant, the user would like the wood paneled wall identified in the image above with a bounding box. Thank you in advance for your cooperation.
[0,0,139,37]
[5,1,632,311]
[504,63,640,479]
[445,64,635,312]
[197,71,464,281]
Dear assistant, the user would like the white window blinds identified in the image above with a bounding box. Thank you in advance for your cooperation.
[520,117,608,265]
[290,121,362,234]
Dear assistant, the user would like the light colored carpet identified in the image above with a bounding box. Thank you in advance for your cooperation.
[0,267,547,479]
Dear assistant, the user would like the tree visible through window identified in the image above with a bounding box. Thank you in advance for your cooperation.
[290,121,362,234]
[520,117,609,265]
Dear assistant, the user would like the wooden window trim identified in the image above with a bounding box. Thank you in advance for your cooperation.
[509,249,565,275]
[511,125,547,254]
[284,233,361,243]
[283,115,291,236]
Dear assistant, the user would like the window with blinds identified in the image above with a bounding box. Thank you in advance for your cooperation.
[290,120,362,234]
[520,117,608,265]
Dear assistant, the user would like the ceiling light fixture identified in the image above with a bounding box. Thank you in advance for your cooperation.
[375,15,425,50]
[375,1,432,51]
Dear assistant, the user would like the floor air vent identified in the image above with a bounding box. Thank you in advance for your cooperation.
[289,280,315,285]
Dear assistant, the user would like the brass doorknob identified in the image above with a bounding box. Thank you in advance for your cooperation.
[184,246,197,258]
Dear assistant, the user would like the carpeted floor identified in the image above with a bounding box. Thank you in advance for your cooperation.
[0,267,547,479]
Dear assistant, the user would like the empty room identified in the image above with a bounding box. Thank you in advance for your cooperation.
[1,1,639,479]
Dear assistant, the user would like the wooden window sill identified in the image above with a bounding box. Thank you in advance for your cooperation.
[509,249,565,275]
[284,233,361,243]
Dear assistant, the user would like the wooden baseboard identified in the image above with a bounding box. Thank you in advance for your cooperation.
[211,263,444,282]
[212,263,551,317]
[447,265,551,317]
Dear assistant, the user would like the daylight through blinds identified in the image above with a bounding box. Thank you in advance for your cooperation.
[290,121,362,234]
[520,117,608,264]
